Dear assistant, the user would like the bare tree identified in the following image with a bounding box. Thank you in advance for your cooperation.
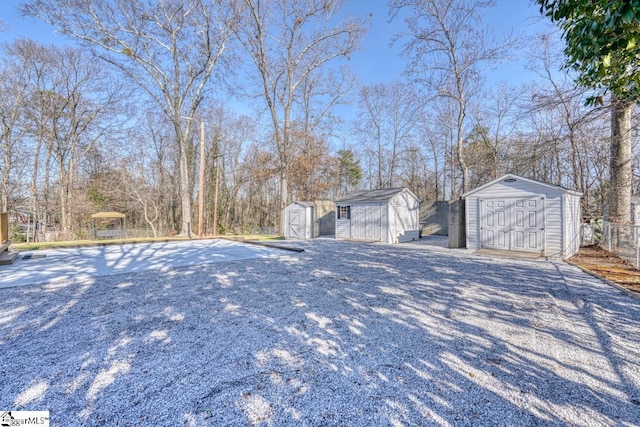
[397,142,431,200]
[466,84,520,188]
[233,0,365,231]
[355,80,422,189]
[537,0,640,225]
[286,125,339,200]
[390,0,511,197]
[22,0,234,236]
[44,46,118,232]
[117,113,177,238]
[513,33,610,216]
[0,43,31,212]
[8,39,51,239]
[212,112,256,233]
[3,39,121,235]
[418,100,457,201]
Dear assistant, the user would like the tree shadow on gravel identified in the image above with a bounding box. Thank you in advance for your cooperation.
[1,239,278,288]
[0,239,639,426]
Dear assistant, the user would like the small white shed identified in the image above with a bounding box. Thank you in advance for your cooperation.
[284,201,315,239]
[283,201,336,240]
[463,174,582,259]
[335,187,421,244]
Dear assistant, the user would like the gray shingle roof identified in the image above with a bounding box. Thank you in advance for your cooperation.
[336,188,407,203]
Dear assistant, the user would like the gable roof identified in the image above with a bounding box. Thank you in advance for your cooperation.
[336,187,418,203]
[462,174,583,198]
[287,201,314,208]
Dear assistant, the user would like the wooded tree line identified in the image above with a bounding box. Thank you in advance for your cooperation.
[0,0,637,241]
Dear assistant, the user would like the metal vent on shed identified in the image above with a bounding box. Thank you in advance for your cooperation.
[504,178,517,183]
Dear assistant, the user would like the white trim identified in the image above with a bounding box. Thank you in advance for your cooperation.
[462,174,582,198]
[477,195,546,253]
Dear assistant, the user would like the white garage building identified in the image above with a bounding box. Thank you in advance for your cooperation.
[463,174,582,259]
[335,187,420,244]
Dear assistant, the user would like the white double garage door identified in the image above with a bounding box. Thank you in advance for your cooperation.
[480,197,545,253]
[351,205,382,241]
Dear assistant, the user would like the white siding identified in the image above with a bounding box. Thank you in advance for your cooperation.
[389,190,420,243]
[284,203,314,239]
[336,204,383,241]
[351,204,384,241]
[563,193,581,258]
[464,175,580,258]
[465,197,479,250]
[334,188,420,244]
[335,208,351,239]
[633,203,640,225]
[545,194,562,257]
[305,206,313,239]
[380,204,389,243]
[466,183,554,251]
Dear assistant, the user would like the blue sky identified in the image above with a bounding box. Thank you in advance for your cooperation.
[0,0,552,87]
[341,1,552,86]
[0,1,63,43]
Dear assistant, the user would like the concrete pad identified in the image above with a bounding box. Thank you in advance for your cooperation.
[474,248,546,260]
[0,239,282,289]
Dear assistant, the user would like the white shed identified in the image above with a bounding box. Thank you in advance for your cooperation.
[284,201,315,239]
[283,201,336,239]
[463,174,582,259]
[335,188,421,244]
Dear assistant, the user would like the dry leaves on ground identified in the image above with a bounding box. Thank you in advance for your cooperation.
[568,245,640,295]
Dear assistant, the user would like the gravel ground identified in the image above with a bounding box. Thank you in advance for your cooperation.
[1,237,639,426]
[0,239,280,289]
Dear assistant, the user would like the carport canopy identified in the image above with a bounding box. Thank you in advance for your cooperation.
[91,211,126,239]
[91,211,126,219]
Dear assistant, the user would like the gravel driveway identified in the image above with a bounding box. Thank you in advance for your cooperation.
[0,239,281,289]
[1,238,639,426]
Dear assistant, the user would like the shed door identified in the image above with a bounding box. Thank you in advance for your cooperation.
[351,206,365,240]
[365,205,382,241]
[480,198,544,253]
[480,199,510,250]
[287,207,305,239]
[511,198,544,252]
[351,205,382,241]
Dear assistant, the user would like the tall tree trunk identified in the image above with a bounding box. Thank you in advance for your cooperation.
[280,173,288,233]
[59,169,69,232]
[179,140,192,236]
[449,144,456,199]
[377,127,383,188]
[1,146,10,211]
[456,97,468,197]
[43,143,52,235]
[30,137,43,242]
[608,95,634,224]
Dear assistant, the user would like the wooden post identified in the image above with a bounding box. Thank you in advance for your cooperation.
[0,212,8,243]
[0,211,18,263]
